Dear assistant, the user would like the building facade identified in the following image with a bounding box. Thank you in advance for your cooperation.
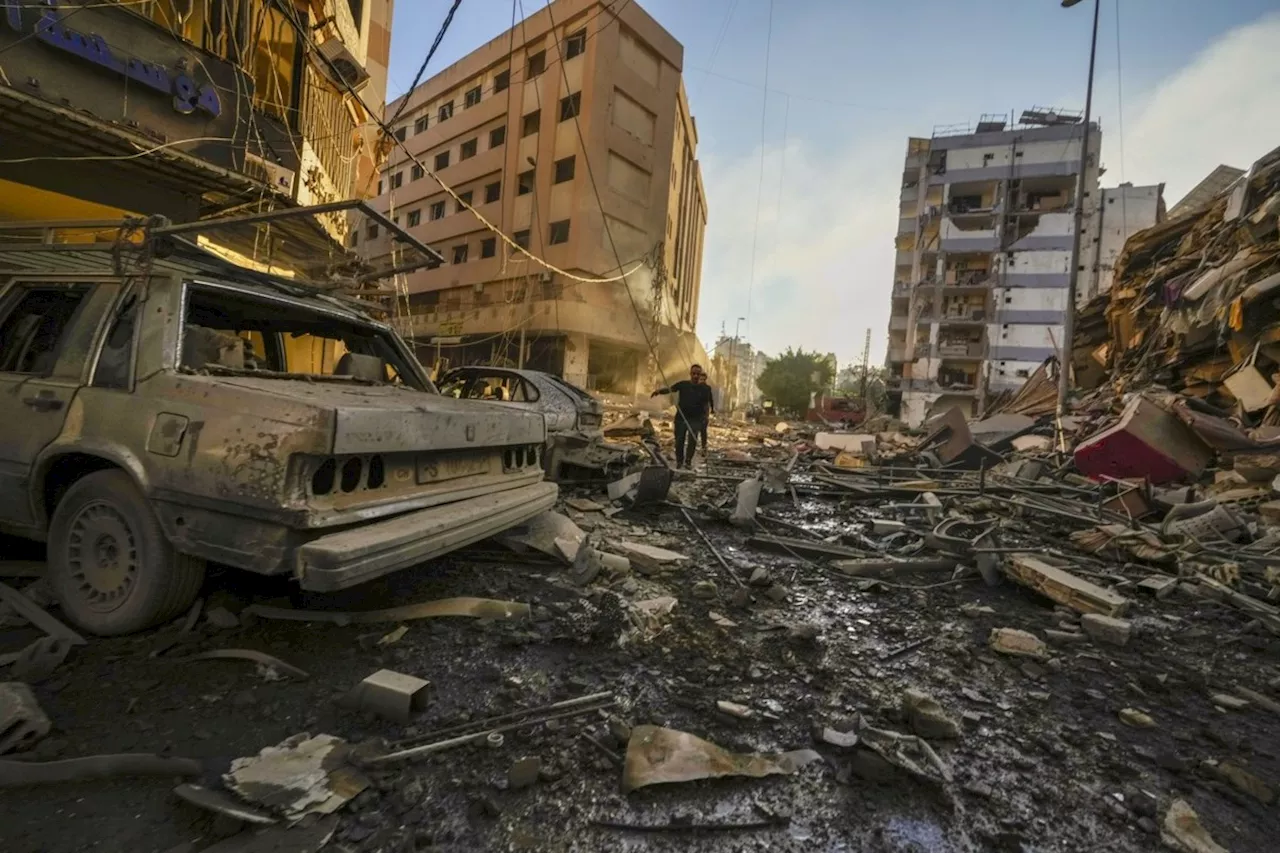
[1090,183,1166,301]
[0,0,393,248]
[711,335,767,412]
[884,111,1102,426]
[362,0,708,397]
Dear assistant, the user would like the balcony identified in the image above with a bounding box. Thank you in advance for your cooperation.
[892,280,912,297]
[945,270,993,290]
[939,308,986,325]
[898,216,916,235]
[938,342,985,359]
[887,346,907,362]
[889,315,909,331]
[895,249,914,266]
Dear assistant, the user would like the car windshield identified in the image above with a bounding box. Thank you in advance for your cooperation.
[180,283,429,391]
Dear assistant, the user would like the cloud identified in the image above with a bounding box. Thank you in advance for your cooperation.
[1112,12,1280,204]
[696,131,904,366]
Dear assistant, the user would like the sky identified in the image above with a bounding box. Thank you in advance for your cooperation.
[386,0,1280,368]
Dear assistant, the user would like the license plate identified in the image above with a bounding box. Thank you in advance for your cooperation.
[417,453,491,484]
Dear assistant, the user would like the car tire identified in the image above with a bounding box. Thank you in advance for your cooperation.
[47,470,205,636]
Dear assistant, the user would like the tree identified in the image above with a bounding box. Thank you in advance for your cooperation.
[836,364,889,413]
[756,348,836,415]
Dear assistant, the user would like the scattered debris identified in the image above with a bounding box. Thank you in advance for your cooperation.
[1210,693,1249,711]
[0,682,50,754]
[1161,798,1228,853]
[184,649,309,681]
[610,542,690,575]
[340,670,430,723]
[1004,553,1131,617]
[0,582,85,646]
[224,734,369,821]
[507,756,542,790]
[621,725,820,793]
[1119,708,1156,728]
[902,688,961,739]
[1080,614,1132,647]
[989,628,1048,659]
[173,783,278,825]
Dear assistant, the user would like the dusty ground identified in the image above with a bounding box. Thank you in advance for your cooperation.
[2,466,1278,853]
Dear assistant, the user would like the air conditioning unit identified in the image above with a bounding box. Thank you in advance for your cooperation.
[316,39,370,92]
[243,153,296,197]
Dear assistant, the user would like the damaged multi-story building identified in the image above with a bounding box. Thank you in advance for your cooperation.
[0,1,393,248]
[359,0,709,398]
[884,110,1168,426]
[885,110,1102,426]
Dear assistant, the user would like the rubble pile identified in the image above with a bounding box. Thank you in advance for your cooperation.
[1077,143,1280,419]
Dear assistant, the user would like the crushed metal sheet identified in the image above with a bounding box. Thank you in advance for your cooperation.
[621,724,820,793]
[224,733,369,821]
[243,597,530,625]
[183,649,310,681]
[173,783,278,825]
[0,582,85,646]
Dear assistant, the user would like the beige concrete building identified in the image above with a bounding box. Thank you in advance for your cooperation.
[360,0,708,395]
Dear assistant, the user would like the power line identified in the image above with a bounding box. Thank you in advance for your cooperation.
[386,0,464,129]
[685,65,895,112]
[744,0,775,343]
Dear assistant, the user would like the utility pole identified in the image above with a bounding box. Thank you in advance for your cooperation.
[859,328,871,406]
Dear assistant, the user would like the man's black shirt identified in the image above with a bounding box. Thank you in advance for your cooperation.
[659,380,714,420]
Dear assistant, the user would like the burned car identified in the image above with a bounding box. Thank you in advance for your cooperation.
[0,212,556,636]
[437,367,643,481]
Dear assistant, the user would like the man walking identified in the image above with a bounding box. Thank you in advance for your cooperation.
[651,365,714,470]
[695,367,713,457]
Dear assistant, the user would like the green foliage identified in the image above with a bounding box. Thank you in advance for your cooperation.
[756,348,836,415]
[836,364,889,413]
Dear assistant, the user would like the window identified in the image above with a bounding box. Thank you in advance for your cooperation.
[414,116,428,134]
[438,101,453,122]
[514,229,531,249]
[367,222,379,238]
[0,286,90,375]
[484,182,501,203]
[489,126,506,148]
[465,86,482,108]
[350,230,359,247]
[460,138,478,160]
[93,295,139,390]
[457,190,473,212]
[494,69,510,92]
[246,1,300,123]
[390,171,403,190]
[407,209,421,227]
[411,164,424,181]
[549,220,570,245]
[452,244,469,264]
[394,126,406,142]
[559,92,581,122]
[481,237,497,258]
[517,170,535,196]
[430,200,446,220]
[376,179,383,195]
[564,29,586,59]
[553,156,575,183]
[521,110,540,137]
[527,50,546,77]
[435,151,450,170]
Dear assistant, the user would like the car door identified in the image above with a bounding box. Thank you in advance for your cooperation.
[0,281,109,528]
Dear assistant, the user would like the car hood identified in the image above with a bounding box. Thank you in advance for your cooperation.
[190,375,547,454]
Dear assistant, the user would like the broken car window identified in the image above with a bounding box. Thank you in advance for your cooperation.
[92,294,139,389]
[0,285,92,375]
[180,284,426,390]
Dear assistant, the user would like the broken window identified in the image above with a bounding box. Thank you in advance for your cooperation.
[494,69,510,92]
[481,237,497,258]
[485,182,501,203]
[407,209,421,227]
[93,295,140,389]
[549,220,570,245]
[518,170,535,196]
[389,172,403,190]
[414,116,428,134]
[393,127,406,142]
[522,110,540,137]
[514,229,531,249]
[465,86,482,108]
[430,200,446,220]
[527,50,546,77]
[435,151,450,170]
[452,244,469,264]
[411,164,424,181]
[554,156,575,183]
[460,138,478,160]
[559,92,581,122]
[564,29,586,59]
[180,284,424,389]
[489,126,506,148]
[438,101,453,123]
[0,286,91,375]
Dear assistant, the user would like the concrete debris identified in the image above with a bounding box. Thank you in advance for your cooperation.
[376,625,409,646]
[1209,693,1249,711]
[611,542,689,575]
[691,580,718,599]
[1217,761,1274,804]
[1080,614,1132,647]
[1161,799,1228,853]
[1004,553,1131,617]
[748,567,771,586]
[813,726,859,749]
[989,628,1048,659]
[855,718,952,785]
[0,682,51,755]
[224,733,369,821]
[715,700,754,719]
[728,476,763,528]
[901,688,961,740]
[621,725,820,793]
[815,433,876,454]
[708,611,737,628]
[565,497,606,513]
[205,606,241,630]
[1119,708,1156,728]
[340,669,430,723]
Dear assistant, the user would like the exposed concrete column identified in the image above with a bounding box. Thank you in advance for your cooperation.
[563,332,590,388]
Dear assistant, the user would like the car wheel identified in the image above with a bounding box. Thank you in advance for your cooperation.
[47,470,205,636]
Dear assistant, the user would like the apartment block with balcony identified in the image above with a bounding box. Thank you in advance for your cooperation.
[0,1,392,250]
[883,110,1102,426]
[361,0,708,396]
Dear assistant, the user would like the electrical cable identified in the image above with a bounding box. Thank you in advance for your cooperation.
[743,0,775,343]
[385,0,464,129]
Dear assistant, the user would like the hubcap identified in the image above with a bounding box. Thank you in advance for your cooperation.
[66,501,139,613]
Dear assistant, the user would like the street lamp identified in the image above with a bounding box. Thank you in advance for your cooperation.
[1058,0,1100,425]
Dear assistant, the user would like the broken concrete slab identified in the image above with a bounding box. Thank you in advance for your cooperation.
[1005,553,1131,617]
[341,670,429,724]
[902,689,961,740]
[815,433,876,454]
[0,682,51,754]
[610,542,690,575]
[1080,614,1132,647]
[989,628,1048,659]
[565,498,606,513]
[621,725,820,793]
[1161,798,1227,853]
[224,734,369,821]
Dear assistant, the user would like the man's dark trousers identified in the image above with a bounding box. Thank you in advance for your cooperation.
[674,415,706,468]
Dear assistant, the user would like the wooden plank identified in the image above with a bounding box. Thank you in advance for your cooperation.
[1005,553,1131,617]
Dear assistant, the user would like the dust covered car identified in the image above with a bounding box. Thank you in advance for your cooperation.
[438,366,643,481]
[0,212,556,635]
